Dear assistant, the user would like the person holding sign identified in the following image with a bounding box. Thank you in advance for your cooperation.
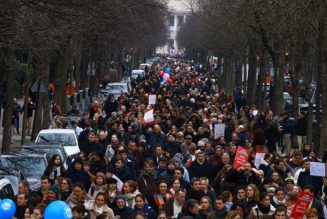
[297,159,323,196]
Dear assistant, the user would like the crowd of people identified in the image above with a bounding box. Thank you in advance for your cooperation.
[12,57,327,219]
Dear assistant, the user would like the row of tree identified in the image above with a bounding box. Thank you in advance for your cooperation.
[178,0,327,154]
[0,0,168,152]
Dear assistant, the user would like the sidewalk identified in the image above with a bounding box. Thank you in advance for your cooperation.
[0,99,32,153]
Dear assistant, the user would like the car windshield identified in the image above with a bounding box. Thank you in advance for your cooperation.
[24,148,65,162]
[104,84,128,93]
[36,133,76,146]
[0,157,46,177]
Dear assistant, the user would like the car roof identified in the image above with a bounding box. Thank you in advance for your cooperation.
[38,129,75,134]
[22,143,62,148]
[0,151,47,157]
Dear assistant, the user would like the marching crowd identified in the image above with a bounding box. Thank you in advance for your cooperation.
[12,57,327,219]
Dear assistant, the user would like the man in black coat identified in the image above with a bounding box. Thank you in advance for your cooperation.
[237,162,261,187]
[188,151,212,180]
[298,159,323,196]
[113,195,135,219]
[14,193,30,219]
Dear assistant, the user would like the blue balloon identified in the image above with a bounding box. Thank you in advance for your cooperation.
[0,199,16,219]
[44,201,72,219]
[164,68,171,74]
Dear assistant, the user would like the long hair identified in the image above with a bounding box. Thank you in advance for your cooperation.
[44,154,66,177]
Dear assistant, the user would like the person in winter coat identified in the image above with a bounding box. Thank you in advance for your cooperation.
[249,193,276,219]
[207,196,228,219]
[86,192,115,219]
[66,183,94,208]
[177,199,200,219]
[199,196,213,219]
[122,180,141,208]
[133,194,157,219]
[188,151,213,180]
[43,154,66,184]
[60,178,73,201]
[113,195,135,219]
[297,159,323,196]
[137,159,157,208]
[88,172,107,199]
[65,157,91,191]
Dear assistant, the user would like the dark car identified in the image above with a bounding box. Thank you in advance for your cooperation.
[22,143,74,168]
[0,151,48,191]
[0,167,26,195]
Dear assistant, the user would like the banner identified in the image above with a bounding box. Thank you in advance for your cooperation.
[233,146,249,169]
[290,192,314,219]
[144,109,154,125]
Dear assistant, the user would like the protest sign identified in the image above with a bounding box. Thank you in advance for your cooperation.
[233,146,249,169]
[214,124,225,139]
[254,152,266,168]
[144,109,154,125]
[148,94,156,105]
[290,192,314,219]
[310,162,327,177]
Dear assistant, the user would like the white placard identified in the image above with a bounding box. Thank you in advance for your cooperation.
[254,152,266,168]
[253,110,258,116]
[113,174,124,191]
[148,94,156,105]
[310,162,326,177]
[214,124,225,139]
[144,109,154,124]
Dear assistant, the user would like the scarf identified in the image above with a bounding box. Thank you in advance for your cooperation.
[258,202,271,214]
[94,205,104,215]
[215,207,228,217]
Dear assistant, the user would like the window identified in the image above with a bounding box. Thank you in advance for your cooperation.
[168,15,175,26]
[0,184,14,200]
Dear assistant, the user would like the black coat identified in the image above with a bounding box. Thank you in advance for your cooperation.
[188,160,212,180]
[65,168,91,191]
[114,206,134,219]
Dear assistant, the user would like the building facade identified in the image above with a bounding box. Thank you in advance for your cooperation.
[157,0,191,54]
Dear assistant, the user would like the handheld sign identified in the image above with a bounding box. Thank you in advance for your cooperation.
[144,109,154,125]
[233,146,249,169]
[290,192,314,219]
[310,162,327,177]
[254,152,267,169]
[148,94,156,105]
[214,124,225,139]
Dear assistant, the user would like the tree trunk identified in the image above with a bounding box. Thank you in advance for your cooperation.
[272,47,284,115]
[246,40,257,106]
[256,54,266,111]
[1,48,16,153]
[318,21,327,156]
[54,48,68,114]
[291,53,301,117]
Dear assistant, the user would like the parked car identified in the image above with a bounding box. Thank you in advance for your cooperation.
[99,82,130,99]
[0,177,15,200]
[0,167,25,195]
[22,143,74,168]
[35,129,80,156]
[131,69,145,79]
[0,151,48,191]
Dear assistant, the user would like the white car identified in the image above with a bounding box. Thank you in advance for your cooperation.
[35,129,80,156]
[131,69,145,79]
[100,82,130,99]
